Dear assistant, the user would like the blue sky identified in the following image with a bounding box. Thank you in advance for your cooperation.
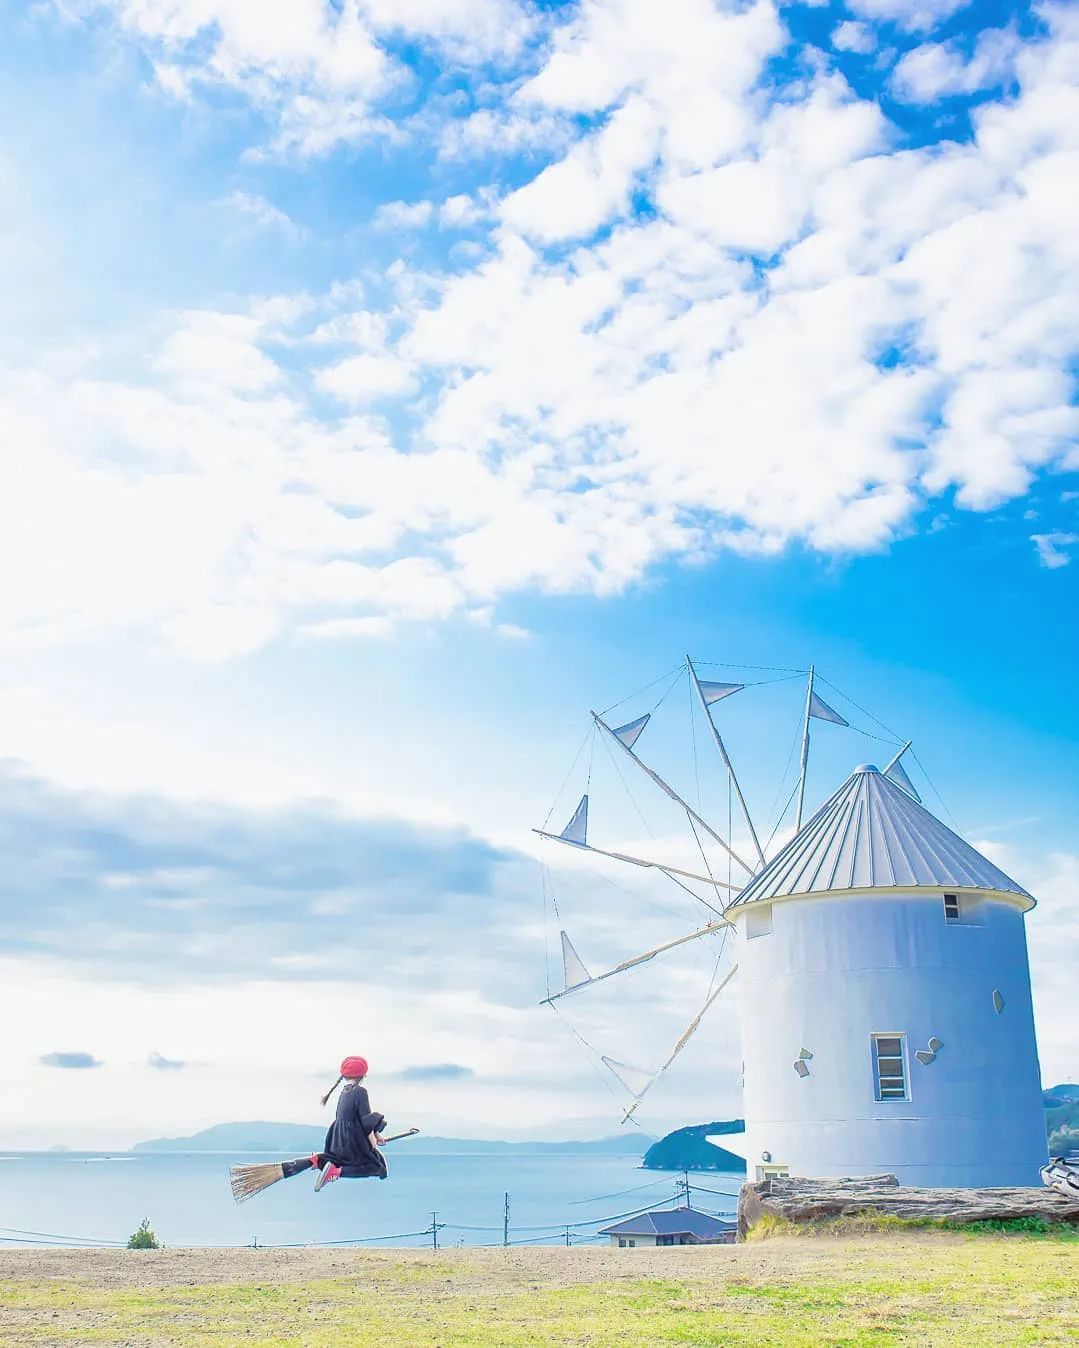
[0,0,1076,1147]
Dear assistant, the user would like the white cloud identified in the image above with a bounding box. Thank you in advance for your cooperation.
[360,0,535,62]
[66,0,534,157]
[502,96,660,244]
[152,311,283,393]
[892,25,1023,104]
[845,0,971,35]
[439,192,493,227]
[1031,532,1078,568]
[374,199,436,230]
[316,351,416,402]
[833,20,877,54]
[303,614,396,638]
[3,2,1075,661]
[225,190,303,237]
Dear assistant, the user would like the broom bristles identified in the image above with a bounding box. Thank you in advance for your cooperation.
[230,1162,285,1204]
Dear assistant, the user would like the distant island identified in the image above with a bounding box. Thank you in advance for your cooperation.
[643,1119,745,1172]
[129,1086,1077,1165]
[133,1121,652,1155]
[1045,1084,1079,1155]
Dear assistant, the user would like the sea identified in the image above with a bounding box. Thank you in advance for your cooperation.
[0,1150,743,1250]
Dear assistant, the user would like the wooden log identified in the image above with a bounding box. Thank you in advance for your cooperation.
[737,1174,1079,1237]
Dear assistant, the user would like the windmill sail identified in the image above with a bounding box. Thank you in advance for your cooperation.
[696,680,743,705]
[884,758,921,802]
[559,794,589,845]
[808,691,848,726]
[611,713,650,749]
[560,931,592,991]
[602,1056,656,1098]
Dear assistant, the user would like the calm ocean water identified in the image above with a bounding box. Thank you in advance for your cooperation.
[0,1151,742,1250]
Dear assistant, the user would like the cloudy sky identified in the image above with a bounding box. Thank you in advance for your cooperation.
[1,0,1076,1149]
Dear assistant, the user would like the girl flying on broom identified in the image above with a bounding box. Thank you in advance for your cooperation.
[230,1055,417,1202]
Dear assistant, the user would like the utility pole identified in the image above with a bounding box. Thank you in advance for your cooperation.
[431,1212,440,1250]
[503,1192,510,1247]
[564,1226,571,1247]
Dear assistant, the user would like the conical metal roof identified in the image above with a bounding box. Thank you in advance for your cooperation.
[730,764,1032,909]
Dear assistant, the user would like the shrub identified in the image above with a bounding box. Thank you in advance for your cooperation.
[126,1219,160,1250]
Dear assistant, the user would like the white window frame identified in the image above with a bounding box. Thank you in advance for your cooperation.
[871,1033,909,1103]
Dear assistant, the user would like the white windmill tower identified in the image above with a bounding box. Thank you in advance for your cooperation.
[537,660,1048,1188]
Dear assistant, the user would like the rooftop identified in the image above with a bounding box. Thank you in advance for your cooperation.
[598,1206,736,1238]
[730,764,1032,909]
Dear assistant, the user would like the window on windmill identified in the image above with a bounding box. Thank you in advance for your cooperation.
[872,1034,909,1102]
[943,893,984,925]
[746,904,773,938]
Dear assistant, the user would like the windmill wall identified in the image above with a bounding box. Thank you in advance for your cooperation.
[733,888,1048,1188]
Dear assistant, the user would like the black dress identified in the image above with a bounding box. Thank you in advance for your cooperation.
[322,1083,387,1178]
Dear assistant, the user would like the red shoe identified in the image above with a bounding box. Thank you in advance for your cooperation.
[314,1163,342,1192]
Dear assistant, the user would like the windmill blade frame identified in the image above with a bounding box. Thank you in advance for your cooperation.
[540,919,731,1005]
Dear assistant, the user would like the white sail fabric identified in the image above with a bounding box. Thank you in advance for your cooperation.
[559,794,589,845]
[560,931,592,990]
[808,691,849,726]
[697,680,744,706]
[601,1056,655,1098]
[611,712,650,749]
[884,758,921,802]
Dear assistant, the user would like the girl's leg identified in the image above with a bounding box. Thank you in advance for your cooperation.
[281,1153,327,1179]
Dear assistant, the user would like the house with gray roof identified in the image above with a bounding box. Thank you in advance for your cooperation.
[598,1205,736,1247]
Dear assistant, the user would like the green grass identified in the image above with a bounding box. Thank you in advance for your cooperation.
[1,1234,1077,1346]
[747,1210,1079,1240]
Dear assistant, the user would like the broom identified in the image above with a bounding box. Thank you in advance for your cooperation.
[229,1128,421,1204]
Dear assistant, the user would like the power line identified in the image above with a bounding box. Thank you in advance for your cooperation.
[568,1176,675,1205]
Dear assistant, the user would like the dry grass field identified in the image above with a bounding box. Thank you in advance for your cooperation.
[1,1230,1076,1346]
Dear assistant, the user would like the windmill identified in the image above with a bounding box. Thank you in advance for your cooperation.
[534,657,883,1124]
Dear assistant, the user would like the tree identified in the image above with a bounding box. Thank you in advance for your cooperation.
[126,1219,160,1250]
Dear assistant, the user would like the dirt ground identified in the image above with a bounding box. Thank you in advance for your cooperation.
[1,1235,1076,1346]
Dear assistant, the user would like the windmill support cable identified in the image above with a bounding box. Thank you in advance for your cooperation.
[591,711,755,877]
[654,866,726,919]
[684,810,726,916]
[620,963,739,1125]
[541,723,595,831]
[686,655,766,871]
[794,664,815,832]
[599,663,687,718]
[532,830,738,891]
[539,921,731,1006]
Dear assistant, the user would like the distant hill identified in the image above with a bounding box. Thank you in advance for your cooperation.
[1045,1085,1079,1155]
[642,1120,745,1173]
[133,1121,651,1155]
